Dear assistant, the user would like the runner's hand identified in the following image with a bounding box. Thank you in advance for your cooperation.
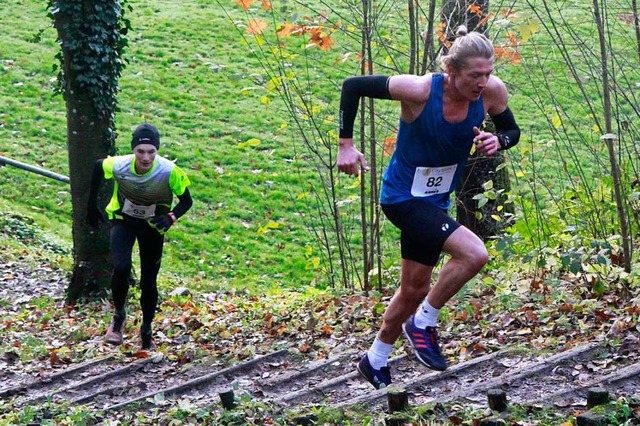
[151,214,174,232]
[473,127,500,156]
[86,204,105,228]
[337,138,369,176]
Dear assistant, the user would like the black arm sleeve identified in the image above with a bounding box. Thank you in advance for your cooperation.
[172,187,193,219]
[87,160,104,207]
[490,106,520,150]
[339,75,392,138]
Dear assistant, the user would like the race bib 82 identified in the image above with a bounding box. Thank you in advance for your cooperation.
[410,165,457,197]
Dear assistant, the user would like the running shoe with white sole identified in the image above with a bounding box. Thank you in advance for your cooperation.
[402,314,447,371]
[356,353,391,389]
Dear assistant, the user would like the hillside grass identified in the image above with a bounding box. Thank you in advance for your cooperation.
[2,2,639,292]
[3,0,640,297]
[1,0,335,290]
[0,0,633,278]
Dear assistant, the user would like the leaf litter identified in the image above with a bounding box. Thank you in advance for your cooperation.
[0,251,639,421]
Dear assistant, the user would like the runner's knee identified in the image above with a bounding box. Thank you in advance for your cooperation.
[112,264,132,280]
[399,277,430,301]
[463,243,488,271]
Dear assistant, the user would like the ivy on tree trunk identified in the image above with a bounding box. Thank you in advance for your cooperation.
[48,0,131,300]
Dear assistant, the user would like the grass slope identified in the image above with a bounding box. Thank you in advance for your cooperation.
[3,0,638,292]
[1,0,335,290]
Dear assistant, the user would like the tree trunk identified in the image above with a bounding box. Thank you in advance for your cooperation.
[442,0,490,36]
[51,0,123,299]
[442,0,466,42]
[66,93,114,300]
[455,115,515,240]
[456,151,514,240]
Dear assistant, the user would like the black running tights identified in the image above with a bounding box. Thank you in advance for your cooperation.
[110,219,164,329]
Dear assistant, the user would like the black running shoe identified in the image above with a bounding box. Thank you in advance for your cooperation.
[402,314,447,371]
[140,332,156,350]
[105,315,125,345]
[356,354,391,389]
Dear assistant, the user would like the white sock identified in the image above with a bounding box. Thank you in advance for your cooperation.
[413,299,440,329]
[367,336,393,369]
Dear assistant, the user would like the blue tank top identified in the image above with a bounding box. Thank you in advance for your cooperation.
[380,73,485,209]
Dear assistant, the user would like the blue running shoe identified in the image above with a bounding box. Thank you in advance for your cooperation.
[357,354,391,389]
[402,315,447,371]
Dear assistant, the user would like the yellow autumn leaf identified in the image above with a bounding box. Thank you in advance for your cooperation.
[238,138,261,149]
[304,245,314,257]
[309,104,322,115]
[491,214,502,221]
[265,221,281,229]
[260,96,270,105]
[518,22,540,42]
[305,257,320,269]
[254,34,265,46]
[470,142,477,155]
[266,76,283,92]
[257,221,280,235]
[551,114,562,129]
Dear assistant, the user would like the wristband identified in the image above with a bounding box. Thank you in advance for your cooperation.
[167,212,177,224]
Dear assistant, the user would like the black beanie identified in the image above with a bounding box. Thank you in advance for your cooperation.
[131,123,160,150]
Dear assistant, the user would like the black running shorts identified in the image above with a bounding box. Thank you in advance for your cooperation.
[381,199,460,266]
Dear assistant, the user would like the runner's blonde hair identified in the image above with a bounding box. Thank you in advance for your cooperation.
[440,25,494,71]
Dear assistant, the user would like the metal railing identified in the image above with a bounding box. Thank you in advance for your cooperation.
[0,156,70,184]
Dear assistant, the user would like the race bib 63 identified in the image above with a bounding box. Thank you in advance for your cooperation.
[122,199,157,219]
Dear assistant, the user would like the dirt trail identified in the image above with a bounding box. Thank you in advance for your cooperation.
[1,333,638,420]
[1,259,639,420]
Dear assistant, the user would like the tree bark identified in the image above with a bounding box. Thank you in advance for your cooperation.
[456,151,514,240]
[487,388,508,411]
[51,0,121,299]
[66,91,113,300]
[387,386,409,412]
